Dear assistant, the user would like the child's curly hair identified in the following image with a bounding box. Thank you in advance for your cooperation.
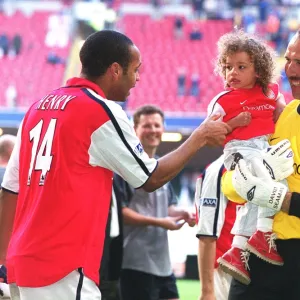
[215,29,278,94]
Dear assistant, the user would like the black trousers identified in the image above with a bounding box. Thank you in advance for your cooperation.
[229,239,300,300]
[100,280,121,300]
[120,269,179,300]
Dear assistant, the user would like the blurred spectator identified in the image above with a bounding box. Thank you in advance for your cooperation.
[189,26,202,41]
[11,34,22,56]
[177,67,186,96]
[0,33,9,56]
[243,12,256,34]
[46,52,65,65]
[190,72,200,98]
[174,17,184,40]
[5,84,17,108]
[259,0,269,23]
[151,0,160,9]
[192,0,205,19]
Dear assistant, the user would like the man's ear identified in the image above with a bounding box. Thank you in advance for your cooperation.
[110,62,122,80]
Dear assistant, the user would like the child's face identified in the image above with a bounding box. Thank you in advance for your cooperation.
[225,51,257,90]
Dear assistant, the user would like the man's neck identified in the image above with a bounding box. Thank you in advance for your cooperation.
[145,147,157,159]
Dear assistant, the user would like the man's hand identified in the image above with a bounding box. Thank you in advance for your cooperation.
[159,216,186,230]
[182,210,196,227]
[232,159,288,211]
[199,292,216,300]
[261,139,294,181]
[199,114,231,146]
[273,93,286,123]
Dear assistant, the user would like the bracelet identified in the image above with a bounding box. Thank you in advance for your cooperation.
[289,192,300,218]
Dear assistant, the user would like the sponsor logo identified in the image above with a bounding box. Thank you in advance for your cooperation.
[230,153,244,170]
[269,137,279,142]
[287,151,293,158]
[243,104,275,111]
[269,140,288,156]
[240,100,248,105]
[134,143,144,156]
[201,198,217,207]
[263,159,275,180]
[247,186,256,201]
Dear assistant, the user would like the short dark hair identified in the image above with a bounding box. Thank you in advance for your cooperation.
[133,105,164,127]
[80,30,134,78]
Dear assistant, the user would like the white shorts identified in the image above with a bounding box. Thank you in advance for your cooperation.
[224,136,276,236]
[9,269,101,300]
[214,267,232,300]
[0,282,10,299]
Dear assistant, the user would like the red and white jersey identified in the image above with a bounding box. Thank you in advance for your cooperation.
[195,155,237,267]
[1,77,157,287]
[207,84,279,144]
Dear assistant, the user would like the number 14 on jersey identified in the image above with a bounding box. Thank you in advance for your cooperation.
[27,119,57,186]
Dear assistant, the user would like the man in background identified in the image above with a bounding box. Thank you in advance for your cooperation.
[196,155,236,300]
[0,134,16,300]
[0,135,16,184]
[118,105,196,300]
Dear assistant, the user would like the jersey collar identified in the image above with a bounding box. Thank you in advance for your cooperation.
[66,77,106,99]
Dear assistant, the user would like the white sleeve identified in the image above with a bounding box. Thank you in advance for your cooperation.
[88,97,157,189]
[207,91,228,118]
[1,121,23,193]
[196,156,228,238]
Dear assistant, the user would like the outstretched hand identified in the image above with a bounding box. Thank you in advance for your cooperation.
[200,114,231,147]
[160,216,186,231]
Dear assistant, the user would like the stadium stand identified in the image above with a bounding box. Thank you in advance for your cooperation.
[0,11,70,108]
[122,15,232,113]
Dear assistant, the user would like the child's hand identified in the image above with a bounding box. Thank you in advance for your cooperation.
[236,112,252,127]
[227,112,251,130]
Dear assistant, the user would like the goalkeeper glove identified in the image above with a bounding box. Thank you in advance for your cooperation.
[262,139,294,181]
[232,159,287,211]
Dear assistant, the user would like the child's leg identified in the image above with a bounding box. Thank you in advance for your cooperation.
[257,207,276,233]
[246,206,283,266]
[217,203,257,285]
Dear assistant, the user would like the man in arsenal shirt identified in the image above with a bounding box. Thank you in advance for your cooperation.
[0,30,229,300]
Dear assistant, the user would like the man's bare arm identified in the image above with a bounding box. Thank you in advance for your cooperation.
[122,207,185,231]
[198,237,216,299]
[0,189,18,264]
[144,115,231,192]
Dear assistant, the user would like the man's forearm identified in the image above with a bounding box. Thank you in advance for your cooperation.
[281,192,292,214]
[198,238,216,294]
[144,132,206,192]
[0,189,18,263]
[122,207,163,227]
[281,192,300,218]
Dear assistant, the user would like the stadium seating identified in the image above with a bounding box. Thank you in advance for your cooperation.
[122,15,292,113]
[122,15,232,113]
[0,11,70,108]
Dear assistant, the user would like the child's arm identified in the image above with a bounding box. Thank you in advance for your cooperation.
[227,112,252,131]
[273,93,286,123]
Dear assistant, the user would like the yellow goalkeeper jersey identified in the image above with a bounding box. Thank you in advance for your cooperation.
[222,99,300,240]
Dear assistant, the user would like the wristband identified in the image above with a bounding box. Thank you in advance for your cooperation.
[289,192,300,218]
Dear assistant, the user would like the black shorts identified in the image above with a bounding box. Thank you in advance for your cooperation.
[229,239,300,300]
[120,269,179,300]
